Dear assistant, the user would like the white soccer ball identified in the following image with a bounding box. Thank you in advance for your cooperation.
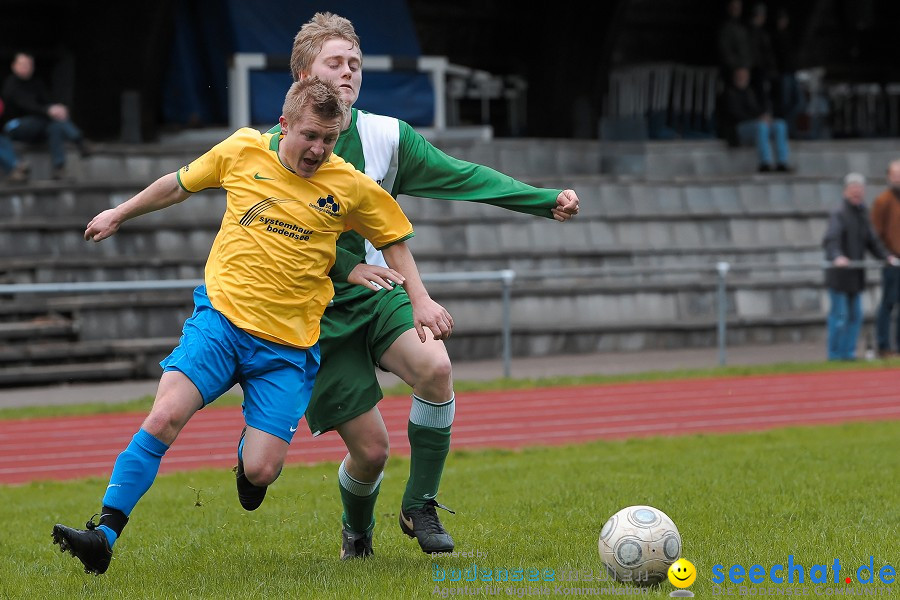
[597,505,682,587]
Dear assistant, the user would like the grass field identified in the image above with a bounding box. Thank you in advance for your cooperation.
[2,420,897,599]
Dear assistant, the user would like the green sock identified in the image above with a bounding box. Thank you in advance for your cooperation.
[403,422,451,512]
[338,460,381,534]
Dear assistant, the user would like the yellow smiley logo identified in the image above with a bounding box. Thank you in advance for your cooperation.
[668,558,697,588]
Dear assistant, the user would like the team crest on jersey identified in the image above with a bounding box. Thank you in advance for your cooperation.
[309,194,341,217]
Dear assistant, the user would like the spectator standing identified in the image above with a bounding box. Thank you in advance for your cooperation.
[771,8,802,137]
[869,160,900,358]
[1,52,89,180]
[723,67,791,172]
[747,3,778,114]
[717,0,752,82]
[823,173,897,361]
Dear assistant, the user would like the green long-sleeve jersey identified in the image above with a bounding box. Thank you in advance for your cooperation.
[275,108,561,304]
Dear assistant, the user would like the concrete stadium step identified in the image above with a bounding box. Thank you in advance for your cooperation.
[599,138,900,180]
[398,175,840,221]
[0,186,226,225]
[445,315,832,360]
[15,138,603,185]
[0,293,191,349]
[2,174,841,228]
[412,246,826,275]
[1,214,831,267]
[0,337,176,387]
[0,276,843,338]
[432,276,842,334]
[13,137,900,185]
[0,360,137,386]
[0,316,76,341]
[0,256,205,284]
[0,336,176,364]
[15,142,207,184]
[1,176,842,225]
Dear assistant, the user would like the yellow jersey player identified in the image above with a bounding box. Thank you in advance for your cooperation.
[50,77,450,576]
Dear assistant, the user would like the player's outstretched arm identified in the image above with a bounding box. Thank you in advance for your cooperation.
[84,173,191,242]
[382,241,454,342]
[395,123,575,220]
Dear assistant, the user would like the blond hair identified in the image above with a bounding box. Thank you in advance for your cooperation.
[290,12,361,82]
[282,77,349,125]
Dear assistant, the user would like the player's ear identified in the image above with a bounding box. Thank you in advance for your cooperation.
[278,115,288,134]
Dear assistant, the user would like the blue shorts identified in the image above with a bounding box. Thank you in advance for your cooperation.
[160,286,320,443]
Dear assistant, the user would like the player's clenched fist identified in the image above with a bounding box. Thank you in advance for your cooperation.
[84,209,122,242]
[551,189,580,222]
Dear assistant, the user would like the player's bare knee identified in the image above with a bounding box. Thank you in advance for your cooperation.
[244,461,282,487]
[362,444,389,472]
[430,354,453,384]
[415,353,453,390]
[351,440,389,473]
[141,407,184,441]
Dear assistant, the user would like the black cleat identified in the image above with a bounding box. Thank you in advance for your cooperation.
[399,498,456,553]
[51,517,112,575]
[339,525,374,560]
[235,426,268,511]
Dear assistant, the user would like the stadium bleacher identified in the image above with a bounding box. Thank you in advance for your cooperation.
[1,135,894,385]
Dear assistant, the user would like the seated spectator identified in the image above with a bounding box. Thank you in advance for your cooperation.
[1,52,89,180]
[0,96,29,184]
[723,67,792,173]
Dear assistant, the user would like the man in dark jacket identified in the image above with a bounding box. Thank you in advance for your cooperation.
[771,8,801,135]
[747,3,777,114]
[1,52,87,180]
[823,173,898,361]
[717,0,752,82]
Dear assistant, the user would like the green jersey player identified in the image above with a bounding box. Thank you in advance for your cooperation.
[258,12,580,559]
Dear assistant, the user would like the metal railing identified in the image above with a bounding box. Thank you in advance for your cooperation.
[1,260,891,377]
[0,270,519,377]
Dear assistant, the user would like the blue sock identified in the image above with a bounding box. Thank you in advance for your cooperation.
[100,429,169,548]
[97,525,118,548]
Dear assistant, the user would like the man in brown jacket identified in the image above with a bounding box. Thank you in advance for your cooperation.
[870,160,900,358]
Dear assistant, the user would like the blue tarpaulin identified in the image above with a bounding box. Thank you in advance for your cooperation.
[162,0,434,127]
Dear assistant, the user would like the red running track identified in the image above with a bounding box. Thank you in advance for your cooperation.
[1,369,898,485]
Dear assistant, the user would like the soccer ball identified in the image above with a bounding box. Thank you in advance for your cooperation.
[597,505,682,587]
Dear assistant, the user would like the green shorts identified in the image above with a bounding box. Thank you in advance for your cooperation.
[304,285,413,435]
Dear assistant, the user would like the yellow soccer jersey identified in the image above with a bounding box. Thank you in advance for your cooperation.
[176,127,414,348]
